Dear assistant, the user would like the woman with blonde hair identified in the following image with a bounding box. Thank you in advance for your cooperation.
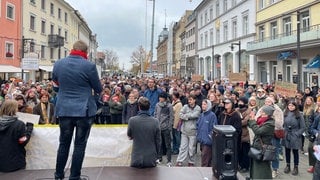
[0,100,33,172]
[302,96,316,154]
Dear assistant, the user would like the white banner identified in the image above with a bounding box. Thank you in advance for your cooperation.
[26,126,132,170]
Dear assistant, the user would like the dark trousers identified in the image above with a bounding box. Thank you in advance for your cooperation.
[111,114,122,124]
[285,148,299,166]
[159,129,172,162]
[313,160,320,180]
[55,117,94,180]
[200,144,212,167]
[172,128,181,154]
[239,142,250,169]
[308,141,316,166]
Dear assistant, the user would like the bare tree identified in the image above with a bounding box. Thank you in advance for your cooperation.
[104,49,119,71]
[130,45,147,74]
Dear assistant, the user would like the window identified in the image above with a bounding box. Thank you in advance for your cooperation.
[30,0,36,5]
[216,29,220,44]
[270,21,277,39]
[259,25,265,41]
[210,28,213,46]
[242,14,248,36]
[6,4,14,20]
[205,11,208,24]
[58,27,61,35]
[223,0,228,12]
[232,0,236,7]
[50,3,54,15]
[259,0,265,9]
[50,48,54,59]
[5,42,14,58]
[30,42,35,52]
[216,1,220,17]
[41,20,46,34]
[30,15,35,31]
[232,18,237,39]
[301,11,310,32]
[223,21,228,42]
[64,12,68,24]
[283,17,292,36]
[50,24,54,34]
[204,31,208,47]
[209,6,213,21]
[200,15,203,27]
[58,8,61,19]
[41,0,46,10]
[41,45,45,59]
[200,34,203,49]
[64,30,68,42]
[270,0,277,4]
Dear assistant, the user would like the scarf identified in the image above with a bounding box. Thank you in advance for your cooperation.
[70,49,88,60]
[257,116,269,126]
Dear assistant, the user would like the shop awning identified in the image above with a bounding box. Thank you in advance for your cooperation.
[305,55,320,68]
[39,65,53,72]
[0,65,22,72]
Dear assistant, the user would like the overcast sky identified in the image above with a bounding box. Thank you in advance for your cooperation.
[65,0,202,70]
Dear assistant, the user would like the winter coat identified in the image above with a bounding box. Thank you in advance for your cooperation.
[0,116,33,172]
[256,95,267,109]
[122,100,139,124]
[219,109,242,139]
[197,101,218,145]
[238,107,251,143]
[154,101,174,131]
[179,104,201,136]
[32,102,55,124]
[282,111,306,149]
[109,94,126,115]
[248,117,275,179]
[143,87,162,116]
[127,111,161,168]
[256,104,284,130]
[172,100,183,129]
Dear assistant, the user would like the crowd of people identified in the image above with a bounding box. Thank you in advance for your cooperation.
[0,41,320,180]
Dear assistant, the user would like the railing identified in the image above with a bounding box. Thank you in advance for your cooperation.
[247,24,320,52]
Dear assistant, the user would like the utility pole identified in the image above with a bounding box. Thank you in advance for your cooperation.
[149,0,155,75]
[296,11,301,91]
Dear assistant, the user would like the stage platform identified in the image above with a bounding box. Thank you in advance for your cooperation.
[0,166,245,180]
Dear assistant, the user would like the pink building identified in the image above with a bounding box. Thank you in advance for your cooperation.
[0,0,22,78]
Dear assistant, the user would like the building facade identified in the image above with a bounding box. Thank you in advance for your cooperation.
[247,0,320,90]
[0,0,23,80]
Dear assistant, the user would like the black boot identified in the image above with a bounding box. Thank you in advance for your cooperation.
[284,164,291,174]
[292,165,298,176]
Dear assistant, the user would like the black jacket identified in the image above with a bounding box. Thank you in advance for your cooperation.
[0,116,33,172]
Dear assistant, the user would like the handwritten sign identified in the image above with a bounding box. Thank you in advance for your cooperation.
[274,81,297,97]
[229,73,247,82]
[192,74,204,81]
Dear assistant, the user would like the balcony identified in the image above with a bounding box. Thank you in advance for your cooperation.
[247,24,320,55]
[48,34,64,47]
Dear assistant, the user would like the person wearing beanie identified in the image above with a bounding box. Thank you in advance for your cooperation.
[231,91,240,108]
[248,103,275,179]
[196,99,218,167]
[154,91,173,167]
[237,96,251,173]
[283,101,305,176]
[15,94,32,114]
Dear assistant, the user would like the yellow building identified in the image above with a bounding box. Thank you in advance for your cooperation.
[247,0,320,90]
[22,0,96,81]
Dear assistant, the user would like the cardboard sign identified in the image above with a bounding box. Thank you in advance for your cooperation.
[229,73,246,82]
[274,81,297,97]
[192,75,204,81]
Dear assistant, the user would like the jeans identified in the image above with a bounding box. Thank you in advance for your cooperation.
[159,129,172,163]
[55,117,94,180]
[272,137,281,170]
[172,128,181,154]
[285,148,299,166]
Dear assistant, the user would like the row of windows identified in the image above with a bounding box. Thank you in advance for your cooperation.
[259,0,280,10]
[186,42,195,52]
[186,27,195,38]
[199,0,238,28]
[258,11,310,41]
[29,15,68,41]
[30,0,68,24]
[199,14,249,49]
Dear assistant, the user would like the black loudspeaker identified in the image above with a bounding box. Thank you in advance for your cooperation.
[212,125,238,180]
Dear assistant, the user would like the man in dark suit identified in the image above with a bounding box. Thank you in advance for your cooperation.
[53,40,102,180]
[127,97,161,168]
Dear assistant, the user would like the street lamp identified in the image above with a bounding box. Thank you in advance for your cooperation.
[296,11,301,91]
[149,0,155,75]
[230,41,241,73]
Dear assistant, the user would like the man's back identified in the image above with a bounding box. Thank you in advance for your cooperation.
[128,112,161,168]
[52,55,102,117]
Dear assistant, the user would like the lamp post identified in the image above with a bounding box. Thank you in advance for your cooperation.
[211,45,214,80]
[149,0,155,75]
[296,11,301,91]
[230,41,241,73]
